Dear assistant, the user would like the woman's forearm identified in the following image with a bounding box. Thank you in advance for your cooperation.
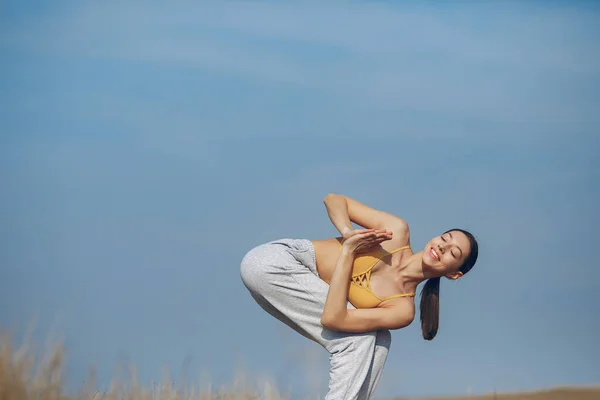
[321,246,354,326]
[323,193,353,236]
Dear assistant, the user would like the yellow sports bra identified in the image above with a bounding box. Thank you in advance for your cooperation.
[339,244,415,308]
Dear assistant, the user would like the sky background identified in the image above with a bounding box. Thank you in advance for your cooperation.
[1,0,599,398]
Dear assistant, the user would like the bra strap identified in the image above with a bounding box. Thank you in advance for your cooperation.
[386,245,412,255]
[384,292,416,300]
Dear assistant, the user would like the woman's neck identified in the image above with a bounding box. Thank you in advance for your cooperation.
[397,251,428,291]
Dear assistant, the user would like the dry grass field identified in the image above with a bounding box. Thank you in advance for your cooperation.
[1,332,598,400]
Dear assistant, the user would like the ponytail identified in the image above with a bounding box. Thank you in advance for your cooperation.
[419,277,440,341]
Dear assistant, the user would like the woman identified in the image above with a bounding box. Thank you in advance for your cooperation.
[240,193,478,400]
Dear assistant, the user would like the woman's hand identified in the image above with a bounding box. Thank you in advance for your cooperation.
[342,229,392,254]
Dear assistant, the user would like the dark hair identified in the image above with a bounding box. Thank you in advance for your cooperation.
[420,228,479,341]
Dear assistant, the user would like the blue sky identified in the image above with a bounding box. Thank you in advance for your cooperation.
[1,0,599,398]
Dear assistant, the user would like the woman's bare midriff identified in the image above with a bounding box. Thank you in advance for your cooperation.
[310,238,343,284]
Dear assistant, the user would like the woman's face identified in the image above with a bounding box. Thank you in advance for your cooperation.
[423,230,471,279]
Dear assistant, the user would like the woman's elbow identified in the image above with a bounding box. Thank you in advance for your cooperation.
[320,314,340,330]
[388,314,414,331]
[320,315,333,329]
[323,192,343,203]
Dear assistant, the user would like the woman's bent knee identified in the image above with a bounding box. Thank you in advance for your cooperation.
[240,245,267,291]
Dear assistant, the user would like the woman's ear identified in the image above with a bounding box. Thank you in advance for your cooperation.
[445,271,463,280]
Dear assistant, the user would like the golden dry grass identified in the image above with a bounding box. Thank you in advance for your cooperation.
[1,331,598,400]
[0,331,287,400]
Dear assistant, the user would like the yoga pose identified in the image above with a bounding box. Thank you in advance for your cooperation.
[240,193,479,400]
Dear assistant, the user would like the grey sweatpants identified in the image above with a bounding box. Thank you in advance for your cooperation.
[240,238,391,400]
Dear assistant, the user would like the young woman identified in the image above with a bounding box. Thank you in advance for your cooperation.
[240,193,479,400]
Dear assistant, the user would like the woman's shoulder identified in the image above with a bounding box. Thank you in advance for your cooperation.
[383,218,411,250]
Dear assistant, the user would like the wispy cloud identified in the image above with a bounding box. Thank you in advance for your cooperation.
[3,1,599,129]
